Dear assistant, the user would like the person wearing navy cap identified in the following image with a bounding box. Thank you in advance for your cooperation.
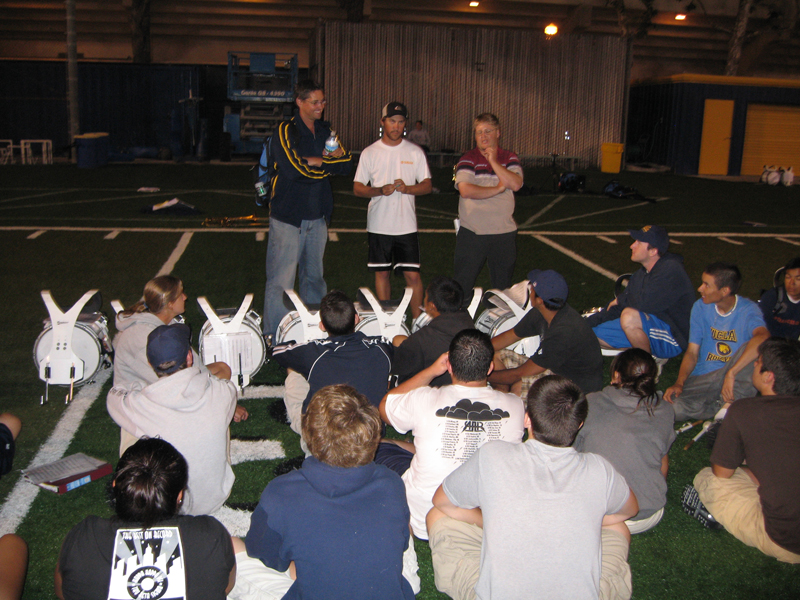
[490,269,604,395]
[585,225,695,360]
[107,323,239,515]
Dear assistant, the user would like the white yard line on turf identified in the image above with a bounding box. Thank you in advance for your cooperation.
[4,225,800,238]
[778,237,800,246]
[719,237,745,246]
[596,235,617,244]
[533,235,619,281]
[0,191,181,211]
[532,200,660,227]
[156,232,193,276]
[104,230,120,240]
[26,230,46,239]
[0,369,111,537]
[519,195,565,226]
[0,190,71,204]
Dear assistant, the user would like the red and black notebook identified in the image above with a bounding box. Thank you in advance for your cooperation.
[22,453,112,494]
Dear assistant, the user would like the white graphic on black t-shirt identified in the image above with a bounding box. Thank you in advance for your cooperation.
[108,527,186,600]
[435,399,511,462]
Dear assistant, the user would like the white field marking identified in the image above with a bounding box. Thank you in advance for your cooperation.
[0,191,181,211]
[596,236,617,244]
[0,190,69,204]
[0,369,111,537]
[255,231,265,242]
[533,235,619,281]
[532,200,661,227]
[26,230,46,239]
[240,385,285,399]
[777,237,800,246]
[212,506,253,537]
[2,226,799,239]
[230,439,285,465]
[519,195,565,226]
[104,230,120,240]
[670,239,683,245]
[719,237,745,246]
[328,231,339,242]
[156,232,193,277]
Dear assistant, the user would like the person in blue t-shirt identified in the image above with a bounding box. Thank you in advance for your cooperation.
[665,262,769,421]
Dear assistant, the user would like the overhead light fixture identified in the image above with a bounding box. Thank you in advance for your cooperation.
[544,23,558,36]
[675,14,687,20]
[469,1,479,6]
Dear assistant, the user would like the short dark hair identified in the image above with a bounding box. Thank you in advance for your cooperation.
[112,438,188,529]
[302,384,382,468]
[295,79,323,102]
[448,329,493,383]
[610,348,660,415]
[426,276,464,313]
[784,257,800,272]
[320,290,357,336]
[705,262,742,295]
[758,337,800,396]
[526,375,587,447]
[541,297,567,311]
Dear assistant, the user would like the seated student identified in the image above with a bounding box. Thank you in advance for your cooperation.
[0,413,27,600]
[428,375,639,600]
[55,438,236,600]
[759,257,800,339]
[376,329,525,540]
[665,262,769,421]
[574,349,676,534]
[490,269,603,396]
[111,275,246,455]
[391,276,475,387]
[685,337,800,563]
[271,290,393,446]
[1,412,21,481]
[585,225,695,359]
[107,324,238,515]
[231,384,417,600]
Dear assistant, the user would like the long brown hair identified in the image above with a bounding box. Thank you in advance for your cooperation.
[121,275,183,317]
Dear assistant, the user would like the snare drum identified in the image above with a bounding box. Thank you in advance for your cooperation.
[33,313,112,386]
[274,310,326,345]
[199,309,266,380]
[355,312,411,338]
[475,306,540,357]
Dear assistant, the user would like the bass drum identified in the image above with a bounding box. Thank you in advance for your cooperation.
[199,310,266,381]
[33,314,112,386]
[474,306,540,357]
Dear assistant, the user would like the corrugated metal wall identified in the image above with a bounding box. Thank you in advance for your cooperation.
[317,23,628,168]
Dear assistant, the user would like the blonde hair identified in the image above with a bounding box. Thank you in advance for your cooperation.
[122,276,183,317]
[302,384,382,468]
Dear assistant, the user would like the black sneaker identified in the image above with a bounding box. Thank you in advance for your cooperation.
[681,485,724,530]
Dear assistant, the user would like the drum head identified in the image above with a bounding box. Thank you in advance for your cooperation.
[199,315,266,378]
[355,313,410,339]
[33,322,103,385]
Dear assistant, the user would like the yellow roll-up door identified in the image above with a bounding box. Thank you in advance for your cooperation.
[741,104,800,176]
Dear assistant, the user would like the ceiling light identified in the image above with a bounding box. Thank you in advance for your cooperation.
[469,1,479,6]
[675,14,687,20]
[544,23,558,36]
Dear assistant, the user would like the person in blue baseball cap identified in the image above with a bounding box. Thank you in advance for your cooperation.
[489,268,604,396]
[585,225,695,361]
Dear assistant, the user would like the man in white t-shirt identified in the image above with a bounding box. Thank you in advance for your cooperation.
[377,329,525,539]
[354,102,432,318]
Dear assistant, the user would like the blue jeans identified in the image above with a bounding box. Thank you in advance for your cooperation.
[263,217,327,336]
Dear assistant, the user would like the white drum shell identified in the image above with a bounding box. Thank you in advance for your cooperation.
[199,311,266,379]
[33,315,111,386]
[474,307,540,357]
[355,313,410,339]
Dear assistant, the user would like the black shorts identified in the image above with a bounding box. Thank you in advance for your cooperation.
[368,232,421,272]
[0,423,15,477]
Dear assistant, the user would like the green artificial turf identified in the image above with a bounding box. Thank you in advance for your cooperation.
[1,163,799,599]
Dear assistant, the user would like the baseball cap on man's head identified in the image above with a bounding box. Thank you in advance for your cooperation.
[527,269,569,303]
[629,225,669,254]
[146,324,191,374]
[382,102,408,120]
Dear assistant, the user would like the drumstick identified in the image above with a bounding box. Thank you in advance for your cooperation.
[67,365,75,404]
[675,419,704,434]
[684,420,713,451]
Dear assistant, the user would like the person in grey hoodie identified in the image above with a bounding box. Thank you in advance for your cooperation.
[107,324,237,516]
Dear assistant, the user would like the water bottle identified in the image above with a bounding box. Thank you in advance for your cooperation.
[255,181,268,206]
[324,131,339,155]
